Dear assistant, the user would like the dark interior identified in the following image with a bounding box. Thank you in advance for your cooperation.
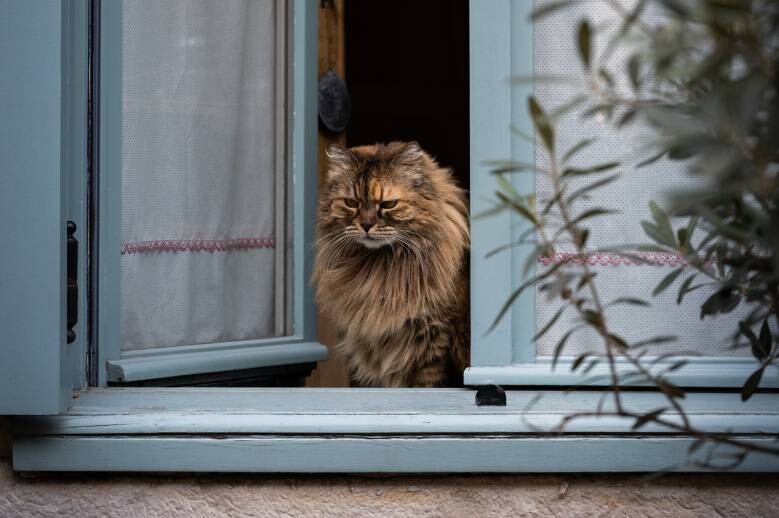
[343,0,470,191]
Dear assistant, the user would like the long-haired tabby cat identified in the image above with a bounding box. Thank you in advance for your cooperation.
[313,141,469,387]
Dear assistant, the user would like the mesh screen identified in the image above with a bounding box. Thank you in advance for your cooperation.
[533,0,750,357]
[120,0,280,350]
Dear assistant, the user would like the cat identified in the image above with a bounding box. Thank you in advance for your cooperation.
[312,141,470,387]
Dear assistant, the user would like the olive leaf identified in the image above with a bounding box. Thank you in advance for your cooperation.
[657,380,686,399]
[577,19,592,71]
[757,320,772,360]
[741,367,765,401]
[565,174,620,204]
[562,161,620,177]
[700,289,741,319]
[653,267,685,296]
[606,297,650,308]
[632,408,668,430]
[528,96,555,154]
[552,325,586,369]
[628,54,642,91]
[676,274,698,304]
[562,138,596,163]
[649,201,676,247]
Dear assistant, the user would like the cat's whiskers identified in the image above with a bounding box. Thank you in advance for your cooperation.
[327,235,355,269]
[309,229,343,252]
[391,234,415,257]
[394,231,424,260]
[307,229,346,260]
[398,229,430,251]
[319,232,353,271]
[330,231,365,268]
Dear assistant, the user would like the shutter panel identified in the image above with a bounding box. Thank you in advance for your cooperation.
[0,0,80,414]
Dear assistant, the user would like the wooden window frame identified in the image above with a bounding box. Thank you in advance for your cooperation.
[464,1,778,390]
[94,0,326,385]
[5,0,779,473]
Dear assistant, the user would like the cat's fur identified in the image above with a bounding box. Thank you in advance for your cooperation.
[312,141,469,387]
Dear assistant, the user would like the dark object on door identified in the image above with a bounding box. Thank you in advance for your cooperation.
[318,69,351,133]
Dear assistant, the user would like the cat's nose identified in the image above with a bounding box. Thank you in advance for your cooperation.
[361,222,374,233]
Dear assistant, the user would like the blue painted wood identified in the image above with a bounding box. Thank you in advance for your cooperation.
[96,0,325,383]
[509,0,537,365]
[466,358,779,388]
[106,342,327,382]
[469,1,538,369]
[13,436,779,473]
[0,0,71,414]
[469,0,514,367]
[22,386,779,415]
[118,335,311,359]
[14,388,779,435]
[62,0,90,391]
[14,388,779,472]
[17,410,779,436]
[96,0,123,384]
[291,0,318,341]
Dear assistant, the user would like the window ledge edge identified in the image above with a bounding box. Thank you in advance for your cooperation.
[12,388,779,472]
[106,341,328,383]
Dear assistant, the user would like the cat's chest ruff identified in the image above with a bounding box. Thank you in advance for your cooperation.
[341,322,443,386]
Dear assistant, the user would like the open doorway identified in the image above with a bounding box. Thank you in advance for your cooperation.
[309,0,471,387]
[344,0,470,191]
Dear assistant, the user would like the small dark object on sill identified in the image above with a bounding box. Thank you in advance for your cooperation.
[475,384,506,406]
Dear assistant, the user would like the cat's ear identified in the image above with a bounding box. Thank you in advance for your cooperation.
[392,141,424,166]
[326,144,357,169]
[325,144,357,183]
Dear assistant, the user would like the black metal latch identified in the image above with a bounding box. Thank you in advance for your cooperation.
[66,221,78,344]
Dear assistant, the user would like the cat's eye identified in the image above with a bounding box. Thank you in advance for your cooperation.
[380,200,398,209]
[344,198,359,208]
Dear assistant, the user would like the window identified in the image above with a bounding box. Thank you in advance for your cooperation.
[466,0,773,389]
[119,0,288,349]
[3,0,779,473]
[94,0,325,386]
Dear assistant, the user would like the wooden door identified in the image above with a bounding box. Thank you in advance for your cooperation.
[306,0,351,387]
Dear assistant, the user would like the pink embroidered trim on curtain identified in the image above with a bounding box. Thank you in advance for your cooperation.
[121,237,276,255]
[537,251,698,266]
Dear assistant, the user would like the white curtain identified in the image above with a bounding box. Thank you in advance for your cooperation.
[120,0,280,350]
[533,0,749,357]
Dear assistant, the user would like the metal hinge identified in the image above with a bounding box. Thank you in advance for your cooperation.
[66,221,78,344]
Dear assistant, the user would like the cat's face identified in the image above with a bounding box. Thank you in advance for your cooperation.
[319,142,437,250]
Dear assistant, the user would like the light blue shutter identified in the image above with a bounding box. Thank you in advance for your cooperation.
[465,0,777,389]
[98,0,326,384]
[0,1,81,414]
[467,0,537,382]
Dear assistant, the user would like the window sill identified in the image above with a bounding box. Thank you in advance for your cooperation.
[13,388,779,472]
[465,359,779,389]
[106,341,328,383]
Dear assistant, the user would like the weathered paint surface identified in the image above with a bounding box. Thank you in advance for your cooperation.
[1,457,778,517]
[3,417,778,516]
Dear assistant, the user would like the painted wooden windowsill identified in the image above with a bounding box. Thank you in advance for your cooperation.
[13,388,779,472]
[465,359,779,388]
